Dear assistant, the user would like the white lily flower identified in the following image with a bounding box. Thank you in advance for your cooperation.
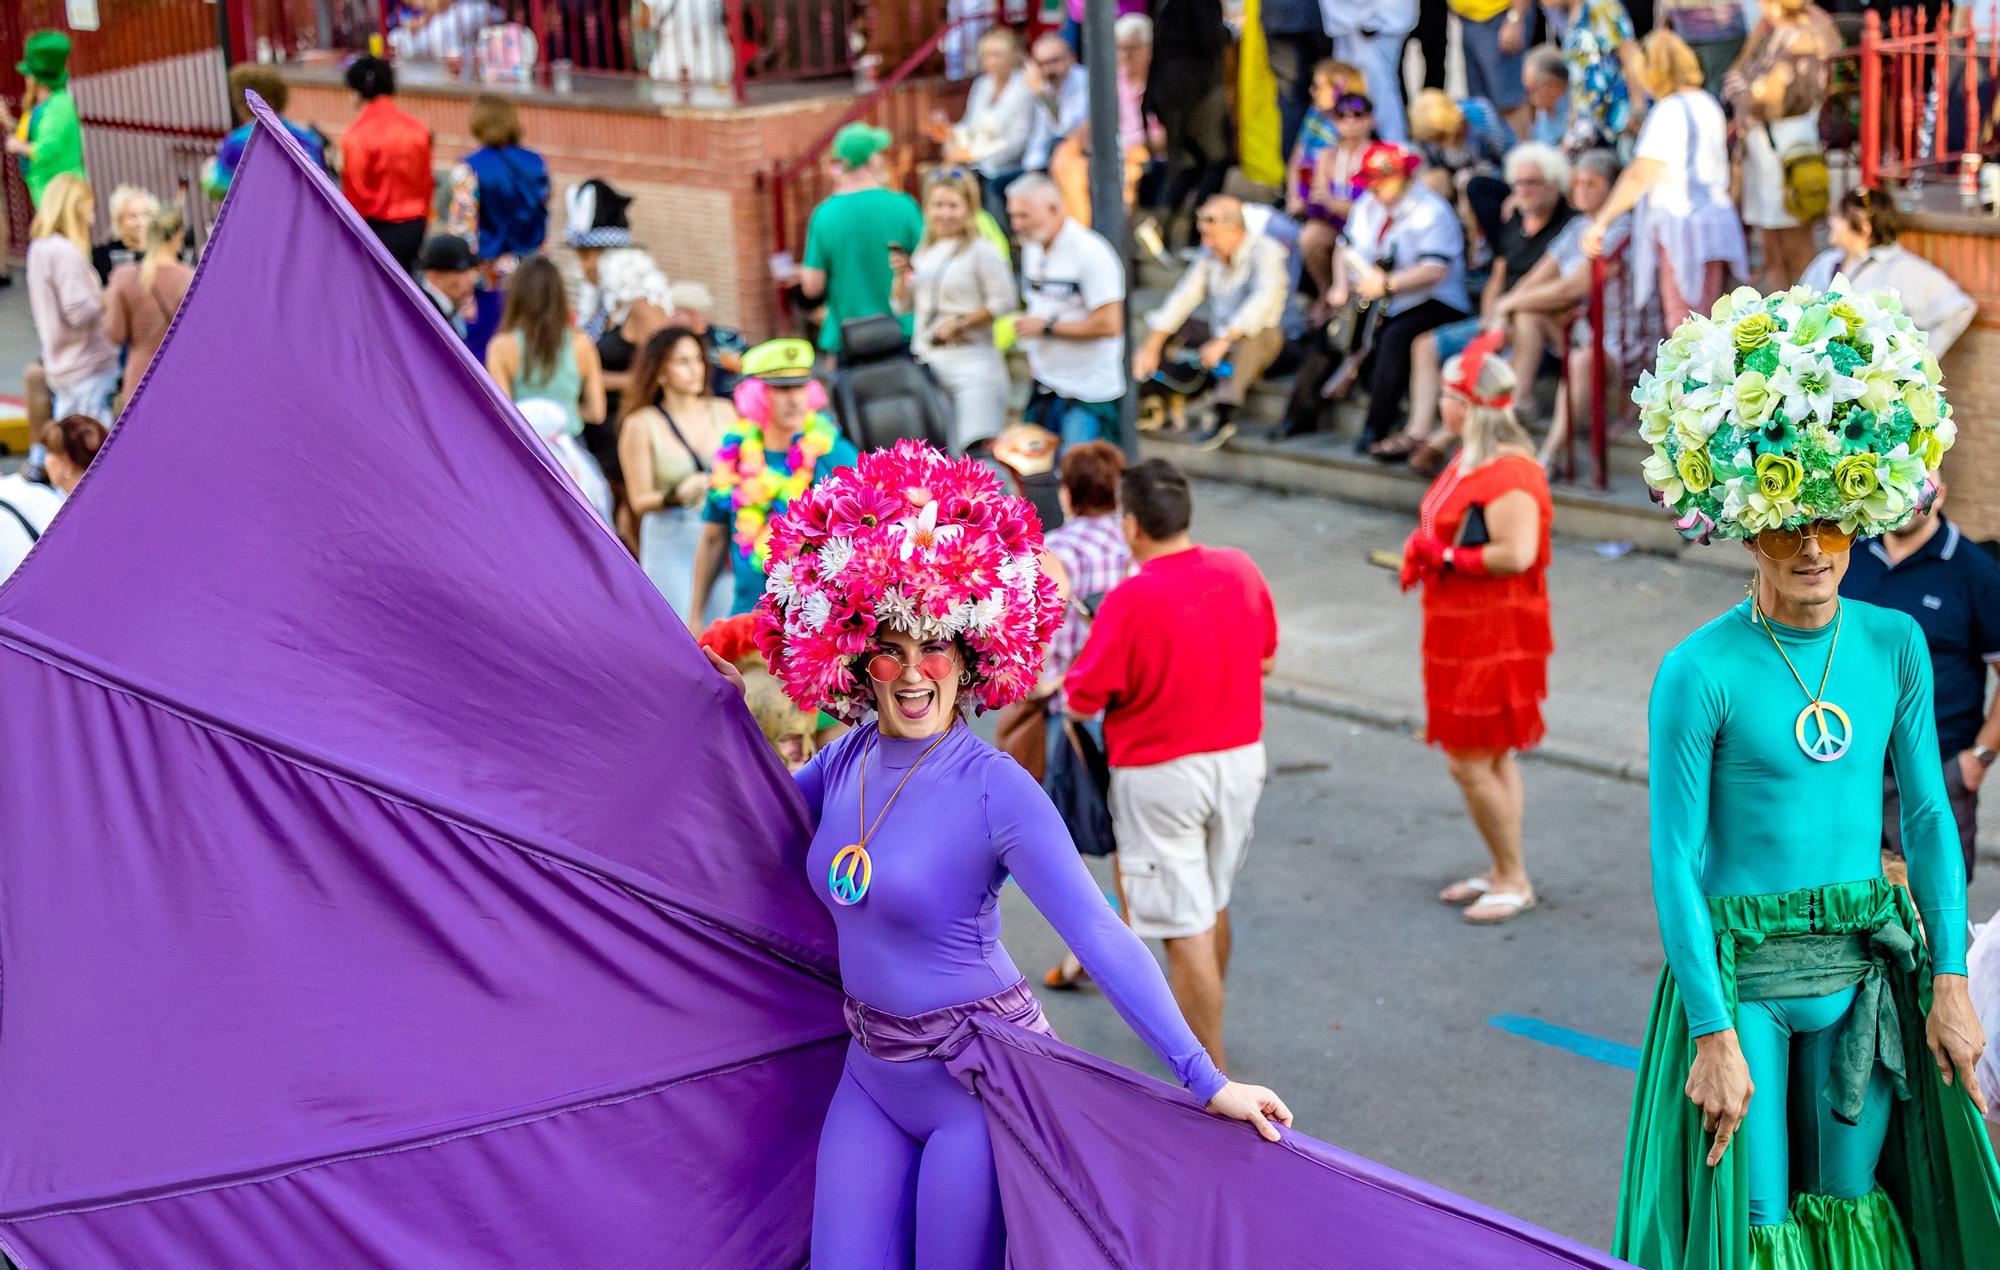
[1771,341,1862,425]
[892,500,964,561]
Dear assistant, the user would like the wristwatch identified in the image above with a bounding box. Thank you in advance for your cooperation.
[1975,745,1997,767]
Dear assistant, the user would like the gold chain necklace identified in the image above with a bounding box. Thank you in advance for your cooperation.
[825,726,956,906]
[1754,600,1852,763]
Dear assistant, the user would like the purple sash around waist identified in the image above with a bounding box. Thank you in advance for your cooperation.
[844,979,1055,1062]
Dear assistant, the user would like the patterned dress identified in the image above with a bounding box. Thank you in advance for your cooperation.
[1562,0,1636,151]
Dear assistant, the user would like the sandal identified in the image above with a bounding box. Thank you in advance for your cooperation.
[1409,435,1455,477]
[1369,433,1422,460]
[1043,953,1090,990]
[1464,890,1538,925]
[1439,876,1491,906]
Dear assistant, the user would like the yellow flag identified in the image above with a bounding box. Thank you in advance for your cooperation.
[1236,0,1286,188]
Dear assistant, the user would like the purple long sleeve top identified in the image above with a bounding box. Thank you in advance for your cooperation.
[796,720,1228,1105]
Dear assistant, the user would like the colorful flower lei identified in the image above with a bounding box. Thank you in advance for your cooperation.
[1638,281,1952,541]
[752,440,1064,720]
[710,412,841,572]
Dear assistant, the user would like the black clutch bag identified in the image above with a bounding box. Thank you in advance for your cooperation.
[1457,504,1490,548]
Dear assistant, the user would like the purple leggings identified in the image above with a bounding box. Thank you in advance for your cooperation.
[811,982,1054,1268]
[810,1042,1005,1268]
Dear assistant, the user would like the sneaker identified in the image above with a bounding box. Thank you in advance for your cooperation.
[1187,420,1237,451]
[1134,218,1171,267]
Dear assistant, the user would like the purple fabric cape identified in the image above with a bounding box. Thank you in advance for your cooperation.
[0,102,1630,1268]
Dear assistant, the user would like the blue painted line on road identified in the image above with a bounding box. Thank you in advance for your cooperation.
[1488,1014,1640,1071]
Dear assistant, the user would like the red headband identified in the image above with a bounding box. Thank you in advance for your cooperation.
[1447,328,1513,409]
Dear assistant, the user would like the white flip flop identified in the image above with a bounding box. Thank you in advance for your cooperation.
[1439,876,1492,906]
[1464,891,1538,925]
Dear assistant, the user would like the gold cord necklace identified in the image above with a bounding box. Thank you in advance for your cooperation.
[1754,599,1852,763]
[826,725,956,905]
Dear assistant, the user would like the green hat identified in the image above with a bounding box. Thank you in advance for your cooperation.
[829,123,893,171]
[18,30,71,90]
[743,338,817,388]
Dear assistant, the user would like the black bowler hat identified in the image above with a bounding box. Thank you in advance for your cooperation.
[417,235,477,273]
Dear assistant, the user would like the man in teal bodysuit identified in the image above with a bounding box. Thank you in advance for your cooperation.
[1617,283,2000,1270]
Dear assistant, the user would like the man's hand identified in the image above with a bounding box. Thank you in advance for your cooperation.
[1686,1029,1755,1168]
[3,136,30,159]
[1959,748,1989,793]
[1198,336,1232,370]
[1928,974,1990,1115]
[1015,315,1050,340]
[1131,344,1162,382]
[1324,283,1351,311]
[1499,13,1526,54]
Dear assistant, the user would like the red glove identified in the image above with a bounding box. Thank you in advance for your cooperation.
[1449,545,1490,576]
[1400,531,1447,591]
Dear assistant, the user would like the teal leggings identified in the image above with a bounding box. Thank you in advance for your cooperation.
[1738,984,1895,1226]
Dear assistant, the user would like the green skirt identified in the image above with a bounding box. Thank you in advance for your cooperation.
[1613,879,2000,1270]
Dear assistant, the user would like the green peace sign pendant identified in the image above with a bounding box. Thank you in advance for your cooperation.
[1795,700,1852,763]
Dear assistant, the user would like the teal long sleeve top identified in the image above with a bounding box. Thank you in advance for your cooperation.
[1648,597,1969,1037]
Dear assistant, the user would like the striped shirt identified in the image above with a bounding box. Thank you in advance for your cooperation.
[1044,512,1131,713]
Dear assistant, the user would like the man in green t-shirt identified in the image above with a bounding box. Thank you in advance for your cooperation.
[788,124,924,358]
[3,30,86,206]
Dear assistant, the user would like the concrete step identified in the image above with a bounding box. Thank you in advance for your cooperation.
[1143,427,1688,556]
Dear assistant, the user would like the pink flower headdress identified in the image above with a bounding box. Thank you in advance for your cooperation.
[753,440,1063,720]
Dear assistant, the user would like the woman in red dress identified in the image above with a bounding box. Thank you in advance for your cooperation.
[1400,330,1553,925]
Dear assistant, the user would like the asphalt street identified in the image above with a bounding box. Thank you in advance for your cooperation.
[996,700,2000,1251]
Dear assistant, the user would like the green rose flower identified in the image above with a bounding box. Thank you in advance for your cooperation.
[1833,454,1880,501]
[1676,447,1715,493]
[1731,371,1777,426]
[1828,297,1864,338]
[1755,453,1805,503]
[1734,312,1779,351]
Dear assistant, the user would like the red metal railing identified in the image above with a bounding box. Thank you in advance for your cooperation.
[1557,241,1645,491]
[1856,3,1998,187]
[766,12,990,283]
[357,0,899,102]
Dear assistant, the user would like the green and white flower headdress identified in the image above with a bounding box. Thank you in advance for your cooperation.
[1637,281,1950,542]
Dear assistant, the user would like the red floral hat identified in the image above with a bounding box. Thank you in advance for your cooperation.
[1356,141,1422,188]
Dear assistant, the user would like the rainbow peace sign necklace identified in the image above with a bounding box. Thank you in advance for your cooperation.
[826,727,955,906]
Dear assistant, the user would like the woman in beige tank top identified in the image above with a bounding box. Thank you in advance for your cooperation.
[618,327,734,625]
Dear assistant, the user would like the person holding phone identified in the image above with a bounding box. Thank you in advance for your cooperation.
[1398,331,1552,926]
[890,168,1018,453]
[783,124,925,359]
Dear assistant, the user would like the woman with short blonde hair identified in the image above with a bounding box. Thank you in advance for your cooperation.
[1582,30,1746,325]
[944,25,1035,218]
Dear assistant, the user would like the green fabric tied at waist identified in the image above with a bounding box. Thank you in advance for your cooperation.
[1735,923,1919,1125]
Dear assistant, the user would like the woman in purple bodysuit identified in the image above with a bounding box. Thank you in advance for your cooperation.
[710,442,1290,1268]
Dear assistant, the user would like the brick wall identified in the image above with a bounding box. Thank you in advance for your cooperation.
[1905,222,2000,540]
[289,77,943,337]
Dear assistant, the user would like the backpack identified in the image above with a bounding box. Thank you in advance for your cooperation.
[1769,123,1830,221]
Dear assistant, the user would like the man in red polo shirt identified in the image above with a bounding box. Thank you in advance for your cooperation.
[1065,459,1276,1068]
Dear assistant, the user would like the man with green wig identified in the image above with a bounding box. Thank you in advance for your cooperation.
[1619,282,2000,1269]
[3,30,85,205]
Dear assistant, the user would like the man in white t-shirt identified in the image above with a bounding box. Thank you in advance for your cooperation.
[1007,174,1129,446]
[0,471,63,587]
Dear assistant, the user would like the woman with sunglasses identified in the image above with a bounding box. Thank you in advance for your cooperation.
[709,442,1291,1269]
[1296,89,1377,309]
[1399,332,1552,925]
[1619,285,2000,1266]
[890,168,1017,454]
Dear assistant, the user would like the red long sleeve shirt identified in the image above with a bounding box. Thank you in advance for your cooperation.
[340,98,434,223]
[1064,544,1278,769]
